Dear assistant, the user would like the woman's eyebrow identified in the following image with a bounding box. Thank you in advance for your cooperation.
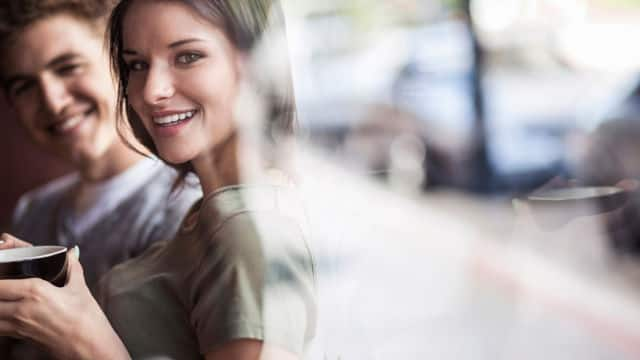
[168,38,204,48]
[122,38,204,56]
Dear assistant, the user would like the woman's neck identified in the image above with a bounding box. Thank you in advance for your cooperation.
[191,132,240,197]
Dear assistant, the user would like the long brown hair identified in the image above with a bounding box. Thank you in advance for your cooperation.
[108,0,296,188]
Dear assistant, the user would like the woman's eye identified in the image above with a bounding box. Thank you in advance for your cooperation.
[176,53,202,65]
[127,60,148,72]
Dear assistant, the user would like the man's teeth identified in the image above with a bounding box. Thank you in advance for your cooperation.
[153,111,195,126]
[57,115,84,132]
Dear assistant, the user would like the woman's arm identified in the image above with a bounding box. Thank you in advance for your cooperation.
[205,339,297,360]
[0,239,130,360]
[196,210,314,360]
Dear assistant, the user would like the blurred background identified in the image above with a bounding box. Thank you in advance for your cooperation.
[278,0,640,358]
[0,100,70,231]
[2,0,640,358]
[286,0,640,194]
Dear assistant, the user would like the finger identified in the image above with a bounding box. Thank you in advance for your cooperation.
[0,278,47,302]
[538,175,569,191]
[616,179,640,192]
[0,302,31,340]
[65,248,86,288]
[0,234,33,249]
[0,300,20,321]
[0,319,20,337]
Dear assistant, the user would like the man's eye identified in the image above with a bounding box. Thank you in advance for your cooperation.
[176,53,202,65]
[9,81,34,97]
[57,64,82,76]
[127,61,148,72]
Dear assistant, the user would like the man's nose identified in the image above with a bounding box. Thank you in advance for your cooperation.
[39,75,72,116]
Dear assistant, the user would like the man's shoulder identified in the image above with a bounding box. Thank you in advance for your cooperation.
[23,173,78,201]
[13,173,79,220]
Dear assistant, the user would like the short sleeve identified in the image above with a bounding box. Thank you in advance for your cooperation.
[188,211,316,356]
[10,194,32,233]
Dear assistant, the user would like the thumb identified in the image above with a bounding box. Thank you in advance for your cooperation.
[0,233,33,249]
[615,178,640,192]
[535,175,569,192]
[65,246,86,287]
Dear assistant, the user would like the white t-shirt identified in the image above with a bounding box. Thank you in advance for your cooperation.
[11,157,201,291]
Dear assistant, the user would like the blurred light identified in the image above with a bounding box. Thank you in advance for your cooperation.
[471,0,524,33]
[388,134,426,192]
[471,0,588,51]
[556,24,640,73]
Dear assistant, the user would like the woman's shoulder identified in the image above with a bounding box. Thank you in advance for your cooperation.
[188,184,310,261]
[188,185,315,287]
[198,184,307,236]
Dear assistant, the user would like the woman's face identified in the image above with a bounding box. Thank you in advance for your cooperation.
[122,0,242,165]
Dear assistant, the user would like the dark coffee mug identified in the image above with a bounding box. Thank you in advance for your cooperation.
[523,186,629,229]
[0,246,68,287]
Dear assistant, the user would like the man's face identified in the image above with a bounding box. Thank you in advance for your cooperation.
[2,14,119,166]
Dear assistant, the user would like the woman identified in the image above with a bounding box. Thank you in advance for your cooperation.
[0,1,201,358]
[0,0,316,359]
[0,0,200,296]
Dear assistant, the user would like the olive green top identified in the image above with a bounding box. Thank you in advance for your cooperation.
[99,184,316,359]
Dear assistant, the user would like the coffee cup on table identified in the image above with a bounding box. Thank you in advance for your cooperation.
[516,186,629,230]
[0,246,68,287]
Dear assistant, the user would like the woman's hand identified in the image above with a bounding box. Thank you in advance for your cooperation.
[0,249,130,360]
[205,339,298,360]
[0,233,33,249]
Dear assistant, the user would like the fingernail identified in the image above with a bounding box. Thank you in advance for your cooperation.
[0,240,5,245]
[73,245,80,260]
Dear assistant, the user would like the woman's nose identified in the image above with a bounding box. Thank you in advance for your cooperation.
[143,64,175,105]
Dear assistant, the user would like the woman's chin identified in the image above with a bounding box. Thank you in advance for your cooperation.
[158,150,192,166]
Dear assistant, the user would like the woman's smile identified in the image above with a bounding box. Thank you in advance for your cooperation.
[152,109,197,127]
[122,0,242,165]
[149,109,199,137]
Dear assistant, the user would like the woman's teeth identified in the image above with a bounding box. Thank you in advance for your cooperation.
[153,111,196,126]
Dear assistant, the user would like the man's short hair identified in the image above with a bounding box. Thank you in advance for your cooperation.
[0,0,117,51]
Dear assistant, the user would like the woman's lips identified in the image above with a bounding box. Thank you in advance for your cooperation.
[150,110,197,137]
[152,110,197,127]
